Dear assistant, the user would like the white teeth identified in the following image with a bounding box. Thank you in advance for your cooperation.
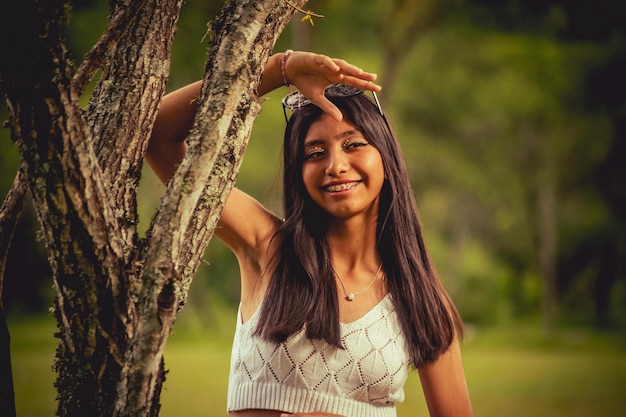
[325,182,358,192]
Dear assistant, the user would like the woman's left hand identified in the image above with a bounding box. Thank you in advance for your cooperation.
[283,51,381,121]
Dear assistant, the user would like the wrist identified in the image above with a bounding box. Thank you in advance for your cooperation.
[280,49,293,87]
[258,52,289,96]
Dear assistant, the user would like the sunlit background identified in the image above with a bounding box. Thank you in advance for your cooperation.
[2,0,625,416]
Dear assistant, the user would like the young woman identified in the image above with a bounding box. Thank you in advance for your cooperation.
[147,50,473,417]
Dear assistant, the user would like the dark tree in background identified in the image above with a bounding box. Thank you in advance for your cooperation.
[473,0,626,327]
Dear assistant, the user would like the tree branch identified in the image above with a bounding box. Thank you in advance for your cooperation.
[284,0,324,17]
[72,3,132,94]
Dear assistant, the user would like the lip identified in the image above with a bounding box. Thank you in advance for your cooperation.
[321,181,361,193]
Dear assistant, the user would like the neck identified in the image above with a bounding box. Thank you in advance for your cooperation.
[327,215,380,271]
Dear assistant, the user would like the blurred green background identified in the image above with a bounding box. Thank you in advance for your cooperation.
[2,0,625,416]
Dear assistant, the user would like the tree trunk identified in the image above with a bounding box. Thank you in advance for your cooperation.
[537,179,558,331]
[0,0,306,416]
[521,123,559,331]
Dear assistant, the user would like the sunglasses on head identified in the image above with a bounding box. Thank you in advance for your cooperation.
[281,84,384,123]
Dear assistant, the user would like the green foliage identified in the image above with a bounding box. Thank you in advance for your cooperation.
[387,23,619,325]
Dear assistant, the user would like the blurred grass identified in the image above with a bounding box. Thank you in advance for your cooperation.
[8,309,626,417]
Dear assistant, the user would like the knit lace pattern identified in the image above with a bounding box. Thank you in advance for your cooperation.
[227,294,410,417]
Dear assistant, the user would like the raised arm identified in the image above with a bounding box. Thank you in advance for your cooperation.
[146,80,200,183]
[418,337,474,417]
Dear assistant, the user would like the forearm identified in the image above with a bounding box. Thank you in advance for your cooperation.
[257,52,289,96]
[145,81,200,183]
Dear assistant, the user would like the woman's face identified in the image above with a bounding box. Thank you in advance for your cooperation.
[301,113,385,221]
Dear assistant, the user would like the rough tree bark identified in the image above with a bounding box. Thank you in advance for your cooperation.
[0,0,306,416]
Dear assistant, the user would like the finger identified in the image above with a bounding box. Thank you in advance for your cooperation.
[313,53,341,72]
[337,77,382,92]
[331,58,378,81]
[313,55,378,84]
[309,94,344,121]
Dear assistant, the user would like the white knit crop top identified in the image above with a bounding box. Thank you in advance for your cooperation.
[227,294,410,417]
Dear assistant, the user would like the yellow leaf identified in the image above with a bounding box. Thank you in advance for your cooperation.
[301,13,315,26]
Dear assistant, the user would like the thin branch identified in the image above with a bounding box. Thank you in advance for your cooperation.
[284,0,324,18]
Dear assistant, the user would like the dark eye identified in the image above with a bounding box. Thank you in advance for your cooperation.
[345,140,369,150]
[303,147,326,160]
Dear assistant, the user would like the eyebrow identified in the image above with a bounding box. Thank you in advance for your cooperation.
[303,129,362,148]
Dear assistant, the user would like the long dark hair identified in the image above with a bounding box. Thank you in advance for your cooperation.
[255,92,463,368]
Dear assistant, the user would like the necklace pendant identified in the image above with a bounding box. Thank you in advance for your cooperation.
[333,262,383,303]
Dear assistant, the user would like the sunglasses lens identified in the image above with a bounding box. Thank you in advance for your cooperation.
[325,84,363,98]
[282,91,311,111]
[282,85,364,111]
[281,84,383,122]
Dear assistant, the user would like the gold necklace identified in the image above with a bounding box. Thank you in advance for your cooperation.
[332,263,383,301]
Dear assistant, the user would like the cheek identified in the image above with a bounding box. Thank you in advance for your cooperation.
[363,153,385,182]
[301,165,317,194]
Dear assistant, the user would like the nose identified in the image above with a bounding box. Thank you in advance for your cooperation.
[324,149,349,177]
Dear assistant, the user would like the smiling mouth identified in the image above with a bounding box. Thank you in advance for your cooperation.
[323,182,360,193]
